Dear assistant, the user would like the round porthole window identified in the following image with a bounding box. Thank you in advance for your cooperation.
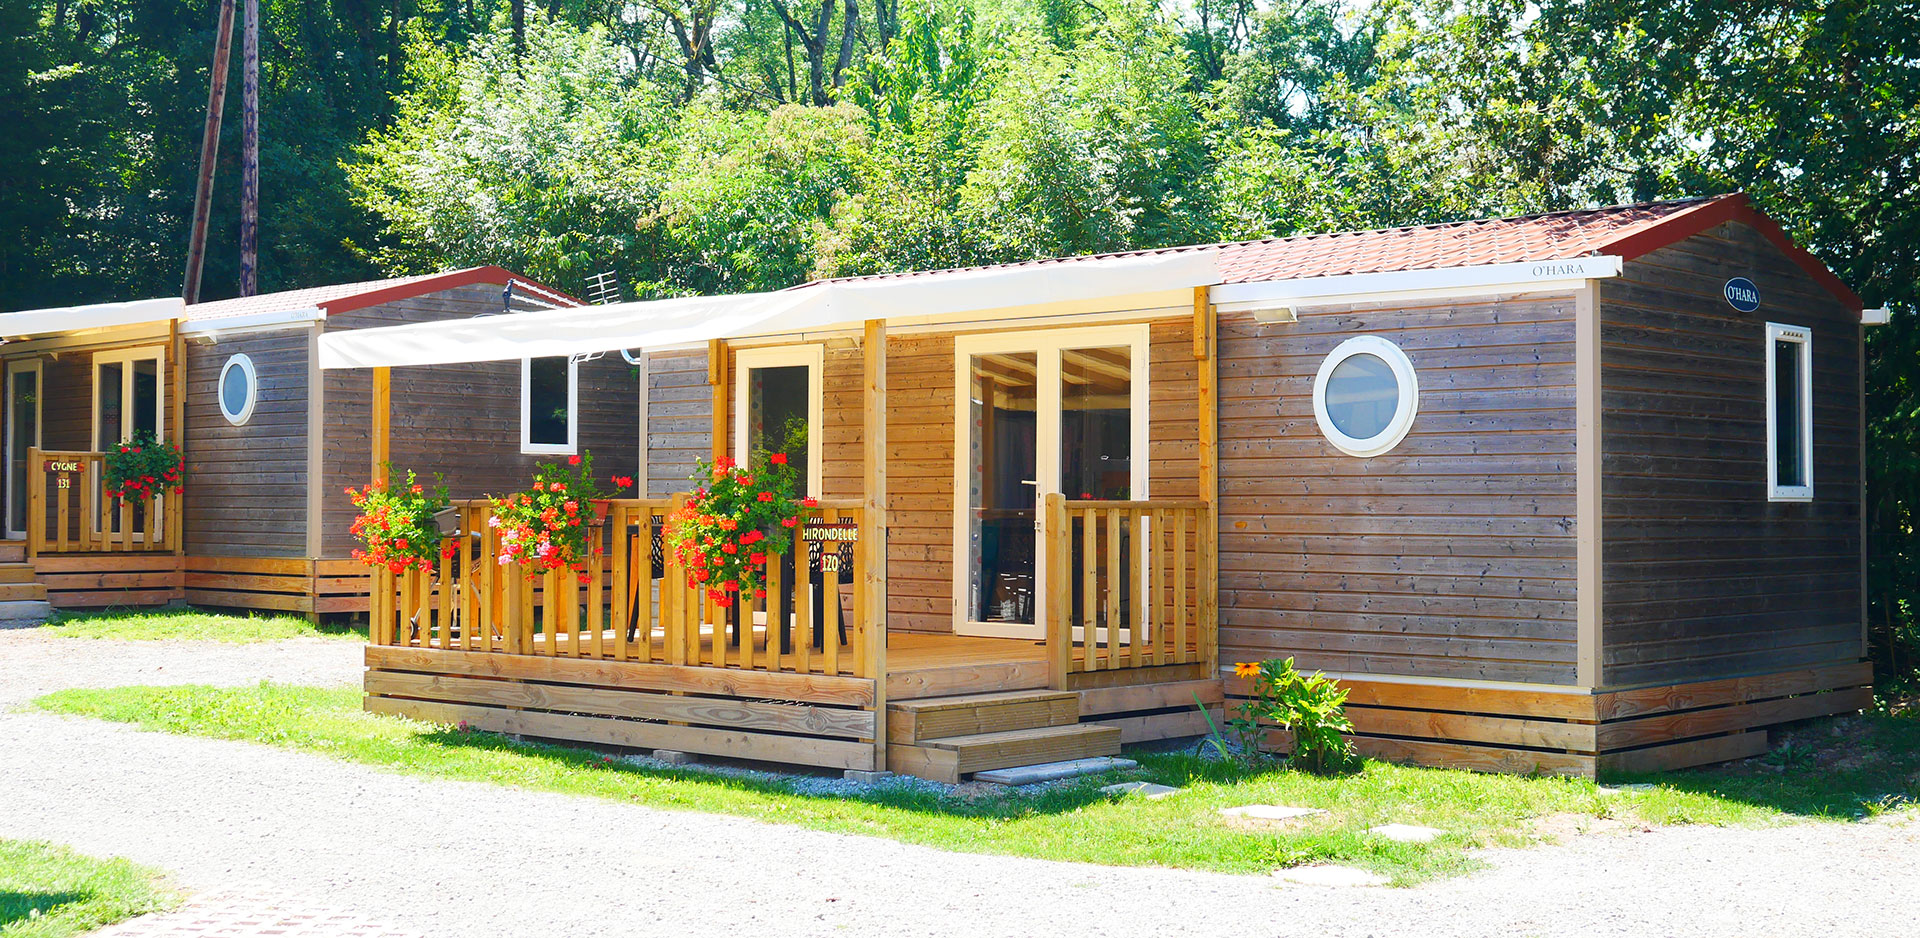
[218,353,257,426]
[1312,335,1418,457]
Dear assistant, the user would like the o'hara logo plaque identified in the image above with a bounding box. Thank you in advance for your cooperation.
[1724,277,1761,312]
[43,458,82,489]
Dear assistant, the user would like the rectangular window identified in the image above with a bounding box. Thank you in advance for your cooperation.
[521,356,577,455]
[1764,323,1812,501]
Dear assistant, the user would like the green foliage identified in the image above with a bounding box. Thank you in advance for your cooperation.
[0,839,177,937]
[1220,657,1358,773]
[42,607,364,642]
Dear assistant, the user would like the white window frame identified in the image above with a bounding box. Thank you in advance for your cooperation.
[1765,322,1814,502]
[217,353,258,426]
[732,344,825,495]
[5,357,44,540]
[520,355,579,456]
[1312,334,1419,458]
[951,324,1150,640]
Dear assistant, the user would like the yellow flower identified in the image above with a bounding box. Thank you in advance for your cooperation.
[1233,661,1261,679]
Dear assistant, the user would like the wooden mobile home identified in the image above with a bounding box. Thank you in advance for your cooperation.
[0,267,638,615]
[92,193,1872,782]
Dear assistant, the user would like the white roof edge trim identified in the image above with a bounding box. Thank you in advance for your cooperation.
[181,307,324,338]
[319,251,1220,370]
[1862,308,1890,326]
[0,296,185,339]
[1213,256,1624,320]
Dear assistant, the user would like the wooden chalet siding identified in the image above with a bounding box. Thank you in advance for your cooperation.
[40,355,92,451]
[645,349,711,497]
[320,285,641,558]
[1599,222,1864,687]
[182,328,309,556]
[1215,296,1581,685]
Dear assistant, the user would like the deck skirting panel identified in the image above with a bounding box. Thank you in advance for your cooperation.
[1229,661,1873,778]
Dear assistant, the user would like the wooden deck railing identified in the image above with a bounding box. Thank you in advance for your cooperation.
[1042,494,1217,683]
[368,497,882,680]
[26,448,180,557]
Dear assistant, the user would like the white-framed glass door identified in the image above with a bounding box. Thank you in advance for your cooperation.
[733,345,824,495]
[91,346,167,537]
[952,325,1148,639]
[5,359,43,539]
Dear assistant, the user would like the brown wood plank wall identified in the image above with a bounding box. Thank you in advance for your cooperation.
[182,328,309,555]
[1215,295,1582,684]
[645,349,711,496]
[321,284,640,557]
[1600,222,1864,686]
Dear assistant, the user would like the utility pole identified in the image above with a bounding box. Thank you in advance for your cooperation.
[182,0,237,306]
[239,0,259,295]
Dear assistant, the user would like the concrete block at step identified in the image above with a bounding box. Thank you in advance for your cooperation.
[1366,823,1443,843]
[1273,865,1388,887]
[972,756,1138,786]
[1100,781,1182,800]
[651,749,696,765]
[843,769,894,784]
[0,601,53,629]
[1220,804,1325,821]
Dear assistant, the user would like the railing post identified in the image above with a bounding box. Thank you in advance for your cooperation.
[1044,493,1071,689]
[25,447,41,560]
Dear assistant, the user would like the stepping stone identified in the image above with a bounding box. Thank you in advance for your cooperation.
[1595,783,1657,796]
[1273,864,1388,887]
[973,756,1137,786]
[1100,781,1182,799]
[1367,823,1443,843]
[1220,804,1325,821]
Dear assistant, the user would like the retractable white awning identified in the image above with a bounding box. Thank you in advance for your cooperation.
[318,251,1220,370]
[0,297,185,338]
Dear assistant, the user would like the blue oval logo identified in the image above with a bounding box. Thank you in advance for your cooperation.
[1725,277,1761,312]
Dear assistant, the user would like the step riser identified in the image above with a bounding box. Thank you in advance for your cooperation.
[888,724,1123,782]
[0,565,36,584]
[889,697,1078,744]
[0,583,47,602]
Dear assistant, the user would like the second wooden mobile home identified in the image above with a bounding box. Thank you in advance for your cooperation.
[322,193,1875,780]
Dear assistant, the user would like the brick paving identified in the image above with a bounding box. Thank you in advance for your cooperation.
[95,887,424,938]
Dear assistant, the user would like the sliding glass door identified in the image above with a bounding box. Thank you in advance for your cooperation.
[953,326,1147,639]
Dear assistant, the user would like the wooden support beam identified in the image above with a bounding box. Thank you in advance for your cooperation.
[862,318,889,769]
[169,318,186,555]
[371,366,391,486]
[1193,286,1219,674]
[708,338,727,463]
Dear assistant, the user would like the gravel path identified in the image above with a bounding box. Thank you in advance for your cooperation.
[2,629,1915,938]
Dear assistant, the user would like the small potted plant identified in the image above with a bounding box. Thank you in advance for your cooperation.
[104,428,185,505]
[346,468,455,575]
[488,451,633,585]
[663,453,812,608]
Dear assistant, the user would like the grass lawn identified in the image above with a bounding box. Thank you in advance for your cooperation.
[37,683,1915,884]
[40,608,365,643]
[0,839,177,937]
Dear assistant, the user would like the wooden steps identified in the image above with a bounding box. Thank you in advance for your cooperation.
[885,688,1122,783]
[888,689,1078,744]
[0,542,23,564]
[0,564,45,602]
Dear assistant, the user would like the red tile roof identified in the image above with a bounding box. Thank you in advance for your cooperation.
[183,266,579,321]
[807,193,1862,309]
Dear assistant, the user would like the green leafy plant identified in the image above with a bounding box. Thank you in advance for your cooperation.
[1208,657,1358,774]
[488,451,633,583]
[346,468,452,574]
[664,453,811,608]
[103,428,184,504]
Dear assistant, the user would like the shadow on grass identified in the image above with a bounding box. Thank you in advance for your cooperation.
[0,889,89,926]
[1611,711,1920,820]
[412,723,1128,820]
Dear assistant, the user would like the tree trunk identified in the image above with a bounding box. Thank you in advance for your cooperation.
[831,0,857,91]
[511,0,525,56]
